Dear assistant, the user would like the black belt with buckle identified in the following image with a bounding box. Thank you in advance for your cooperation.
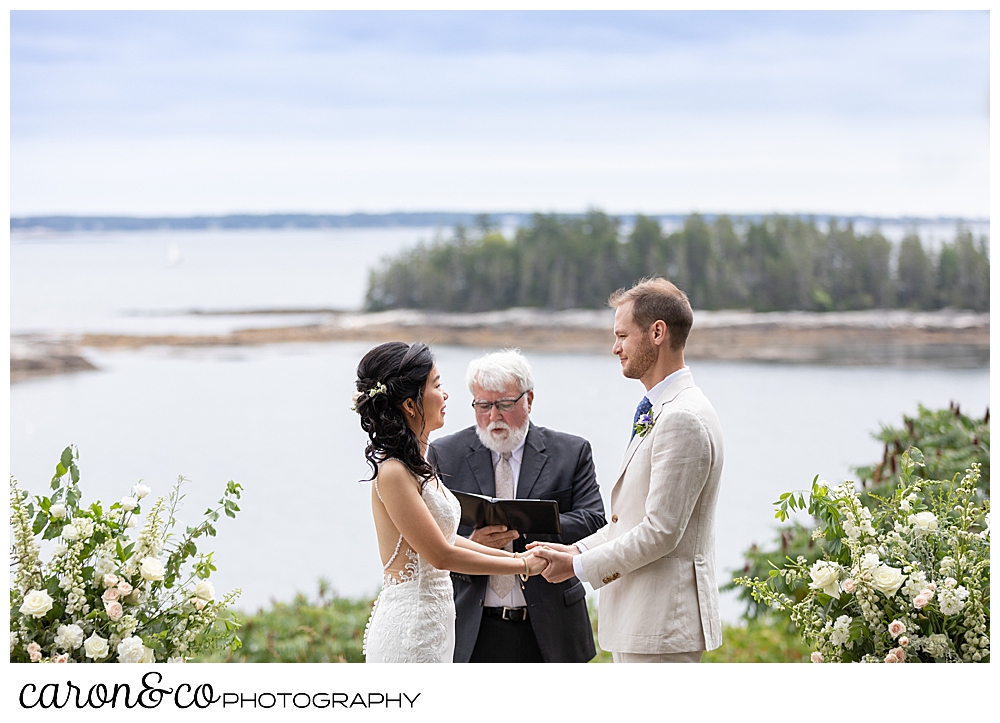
[484,606,528,622]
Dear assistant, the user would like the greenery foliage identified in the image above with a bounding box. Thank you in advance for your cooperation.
[736,452,989,662]
[202,580,371,663]
[366,212,989,313]
[728,403,990,623]
[10,447,242,663]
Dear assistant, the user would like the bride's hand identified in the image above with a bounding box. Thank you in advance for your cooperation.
[524,551,549,576]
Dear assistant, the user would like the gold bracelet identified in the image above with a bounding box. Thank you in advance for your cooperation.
[520,556,529,582]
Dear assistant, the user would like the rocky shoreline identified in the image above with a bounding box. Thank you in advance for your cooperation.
[10,308,990,382]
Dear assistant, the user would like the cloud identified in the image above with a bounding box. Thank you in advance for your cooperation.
[10,10,989,215]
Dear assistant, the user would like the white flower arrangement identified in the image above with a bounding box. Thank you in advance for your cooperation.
[10,446,244,664]
[737,448,989,663]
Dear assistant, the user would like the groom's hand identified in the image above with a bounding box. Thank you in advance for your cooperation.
[526,541,579,555]
[471,525,519,549]
[530,547,577,584]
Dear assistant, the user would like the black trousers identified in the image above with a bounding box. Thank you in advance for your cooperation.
[469,612,545,663]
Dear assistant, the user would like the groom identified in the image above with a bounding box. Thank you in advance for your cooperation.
[531,277,724,662]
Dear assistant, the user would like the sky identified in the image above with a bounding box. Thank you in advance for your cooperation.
[9,10,990,218]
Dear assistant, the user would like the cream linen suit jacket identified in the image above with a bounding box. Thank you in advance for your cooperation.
[578,372,724,654]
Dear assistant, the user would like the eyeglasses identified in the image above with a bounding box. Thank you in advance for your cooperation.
[471,390,528,414]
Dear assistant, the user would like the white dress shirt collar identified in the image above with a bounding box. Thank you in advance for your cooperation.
[644,365,691,407]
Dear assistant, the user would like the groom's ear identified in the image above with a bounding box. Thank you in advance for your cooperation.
[650,320,669,348]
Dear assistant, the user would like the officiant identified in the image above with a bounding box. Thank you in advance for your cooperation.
[428,349,606,663]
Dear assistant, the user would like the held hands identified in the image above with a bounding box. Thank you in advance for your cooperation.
[525,542,579,584]
[520,551,549,576]
[472,525,520,549]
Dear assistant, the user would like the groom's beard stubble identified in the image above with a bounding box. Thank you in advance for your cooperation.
[476,418,529,455]
[623,334,656,380]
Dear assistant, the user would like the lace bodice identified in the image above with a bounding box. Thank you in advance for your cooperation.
[364,466,461,663]
[373,472,461,585]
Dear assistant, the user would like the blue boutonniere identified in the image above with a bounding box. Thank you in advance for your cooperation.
[633,411,655,438]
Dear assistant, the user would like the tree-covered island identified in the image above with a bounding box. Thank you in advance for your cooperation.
[365,212,989,313]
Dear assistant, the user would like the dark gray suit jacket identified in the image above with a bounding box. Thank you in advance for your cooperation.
[428,423,606,663]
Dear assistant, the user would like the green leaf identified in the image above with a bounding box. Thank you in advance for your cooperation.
[32,511,49,535]
[70,465,80,484]
[61,447,74,469]
[55,462,67,478]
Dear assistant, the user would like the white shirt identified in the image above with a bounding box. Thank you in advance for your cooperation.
[572,366,692,583]
[484,435,528,608]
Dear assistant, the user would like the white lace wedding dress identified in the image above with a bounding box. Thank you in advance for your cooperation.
[363,472,461,663]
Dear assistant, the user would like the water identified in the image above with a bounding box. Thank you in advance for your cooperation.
[10,227,440,334]
[9,226,991,622]
[9,343,989,621]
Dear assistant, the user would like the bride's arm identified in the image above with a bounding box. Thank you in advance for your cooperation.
[376,463,544,576]
[454,536,512,557]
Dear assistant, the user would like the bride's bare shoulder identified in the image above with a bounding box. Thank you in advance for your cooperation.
[375,459,422,494]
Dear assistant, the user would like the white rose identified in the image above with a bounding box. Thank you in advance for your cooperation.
[18,590,54,618]
[84,634,110,660]
[50,504,67,519]
[54,624,85,650]
[871,564,905,597]
[908,511,938,532]
[132,483,151,499]
[62,523,81,541]
[860,552,880,571]
[808,561,841,599]
[191,597,206,611]
[121,496,138,512]
[103,573,119,588]
[192,579,215,601]
[139,557,165,582]
[116,636,146,664]
[139,645,155,664]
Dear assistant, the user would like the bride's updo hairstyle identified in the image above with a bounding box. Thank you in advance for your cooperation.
[354,341,436,484]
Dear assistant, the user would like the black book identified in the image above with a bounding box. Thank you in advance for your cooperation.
[452,490,562,535]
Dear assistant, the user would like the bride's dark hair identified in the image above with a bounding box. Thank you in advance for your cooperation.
[354,341,436,484]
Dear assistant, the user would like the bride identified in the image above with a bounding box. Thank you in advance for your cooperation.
[353,341,548,663]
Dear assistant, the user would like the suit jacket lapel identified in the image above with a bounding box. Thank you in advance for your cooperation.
[516,424,548,500]
[614,373,697,483]
[465,440,496,496]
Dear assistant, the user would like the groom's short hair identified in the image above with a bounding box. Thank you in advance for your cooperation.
[466,349,535,395]
[609,278,693,351]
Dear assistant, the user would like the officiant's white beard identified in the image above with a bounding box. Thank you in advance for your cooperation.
[476,418,529,454]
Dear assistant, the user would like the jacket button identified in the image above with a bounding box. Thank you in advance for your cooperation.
[611,514,618,523]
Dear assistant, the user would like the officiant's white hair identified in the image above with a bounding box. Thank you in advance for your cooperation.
[466,349,534,394]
